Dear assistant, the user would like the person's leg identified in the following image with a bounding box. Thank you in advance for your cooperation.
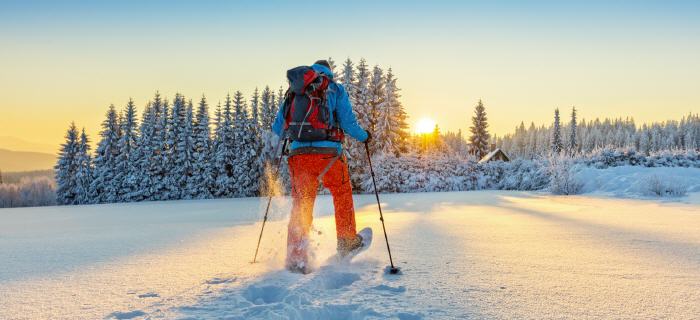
[322,156,357,243]
[286,155,320,270]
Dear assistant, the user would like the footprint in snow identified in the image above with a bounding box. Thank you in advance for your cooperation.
[320,272,361,290]
[206,277,236,285]
[137,292,159,298]
[397,312,424,320]
[371,284,406,293]
[105,310,146,320]
[242,285,289,305]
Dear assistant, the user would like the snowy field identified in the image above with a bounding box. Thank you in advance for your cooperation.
[1,188,700,319]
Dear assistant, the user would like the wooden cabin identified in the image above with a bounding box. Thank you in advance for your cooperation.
[478,148,510,164]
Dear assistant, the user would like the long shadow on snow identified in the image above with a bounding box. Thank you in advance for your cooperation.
[499,201,700,267]
[353,190,535,215]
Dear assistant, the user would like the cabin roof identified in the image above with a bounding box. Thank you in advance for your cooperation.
[478,148,510,164]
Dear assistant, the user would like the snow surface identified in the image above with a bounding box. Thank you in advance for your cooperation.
[1,190,700,319]
[576,165,700,197]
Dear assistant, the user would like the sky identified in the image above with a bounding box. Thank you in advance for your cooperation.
[1,0,699,153]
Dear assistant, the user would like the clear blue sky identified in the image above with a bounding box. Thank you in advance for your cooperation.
[1,0,699,150]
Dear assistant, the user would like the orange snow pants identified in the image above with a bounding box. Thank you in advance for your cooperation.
[286,153,357,268]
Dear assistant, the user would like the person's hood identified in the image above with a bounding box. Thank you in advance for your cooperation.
[311,63,334,80]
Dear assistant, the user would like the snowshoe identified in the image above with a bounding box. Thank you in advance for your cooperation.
[332,227,373,263]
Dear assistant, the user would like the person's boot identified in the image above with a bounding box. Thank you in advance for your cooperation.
[337,233,364,257]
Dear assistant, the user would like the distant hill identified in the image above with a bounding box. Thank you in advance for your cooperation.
[0,136,57,154]
[0,148,56,172]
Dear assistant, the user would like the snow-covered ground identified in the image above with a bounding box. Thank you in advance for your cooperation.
[1,190,699,319]
[576,165,700,197]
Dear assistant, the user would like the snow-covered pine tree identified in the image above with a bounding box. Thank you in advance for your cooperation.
[258,86,284,196]
[210,102,223,196]
[367,65,386,155]
[527,122,538,159]
[178,99,197,199]
[212,94,237,197]
[468,99,491,159]
[250,88,260,127]
[327,57,337,75]
[190,95,214,199]
[159,97,180,200]
[137,92,166,201]
[514,122,526,157]
[55,122,80,205]
[340,58,355,94]
[431,124,445,153]
[250,89,266,192]
[551,108,563,154]
[276,87,285,108]
[346,58,372,188]
[133,100,153,201]
[167,94,195,199]
[74,128,93,204]
[259,86,273,130]
[231,91,260,197]
[115,99,139,202]
[90,105,121,203]
[384,68,410,155]
[568,107,578,155]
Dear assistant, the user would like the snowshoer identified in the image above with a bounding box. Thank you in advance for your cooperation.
[272,60,370,273]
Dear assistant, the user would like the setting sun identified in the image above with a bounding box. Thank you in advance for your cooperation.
[414,118,436,134]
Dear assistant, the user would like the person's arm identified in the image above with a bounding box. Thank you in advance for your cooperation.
[335,85,369,142]
[271,100,286,137]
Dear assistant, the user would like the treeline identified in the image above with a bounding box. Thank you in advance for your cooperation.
[496,108,700,159]
[54,58,410,205]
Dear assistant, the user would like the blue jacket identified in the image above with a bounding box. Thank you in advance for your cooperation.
[272,63,368,153]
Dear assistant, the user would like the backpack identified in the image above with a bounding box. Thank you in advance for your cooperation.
[282,66,344,142]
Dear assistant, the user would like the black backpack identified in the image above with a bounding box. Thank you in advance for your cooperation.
[282,66,344,142]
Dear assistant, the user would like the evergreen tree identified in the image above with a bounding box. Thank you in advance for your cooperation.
[468,99,491,159]
[527,122,538,158]
[327,57,337,75]
[74,128,93,204]
[90,105,121,203]
[180,100,197,199]
[551,108,563,154]
[258,86,284,196]
[212,94,237,197]
[133,101,153,201]
[167,94,195,199]
[190,95,214,199]
[232,91,260,197]
[568,106,578,155]
[259,86,281,164]
[347,58,372,188]
[115,99,139,201]
[260,86,274,130]
[250,87,261,127]
[431,124,445,153]
[383,68,409,155]
[159,97,180,200]
[55,122,80,205]
[367,65,386,154]
[340,58,355,94]
[137,92,166,201]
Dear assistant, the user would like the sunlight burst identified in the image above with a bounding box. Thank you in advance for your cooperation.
[414,118,436,134]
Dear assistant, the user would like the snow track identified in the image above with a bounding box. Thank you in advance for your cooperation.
[1,191,699,319]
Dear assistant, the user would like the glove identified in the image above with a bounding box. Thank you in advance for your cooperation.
[364,131,372,144]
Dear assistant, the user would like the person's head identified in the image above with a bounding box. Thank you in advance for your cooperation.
[313,60,331,69]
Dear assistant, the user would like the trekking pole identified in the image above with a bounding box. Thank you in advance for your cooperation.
[252,138,288,263]
[364,142,400,274]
